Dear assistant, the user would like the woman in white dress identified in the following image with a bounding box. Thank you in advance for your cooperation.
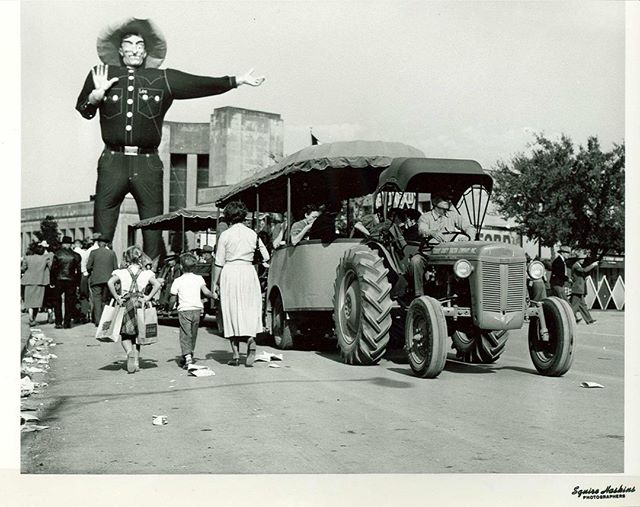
[107,246,162,373]
[213,201,270,366]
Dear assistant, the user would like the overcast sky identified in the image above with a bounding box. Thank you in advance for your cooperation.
[20,0,625,208]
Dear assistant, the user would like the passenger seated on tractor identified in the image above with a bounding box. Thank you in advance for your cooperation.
[410,195,475,297]
[403,208,421,242]
[290,204,319,245]
[350,206,381,238]
[308,202,339,243]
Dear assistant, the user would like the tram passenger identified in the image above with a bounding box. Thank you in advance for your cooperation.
[290,205,319,245]
[308,202,339,243]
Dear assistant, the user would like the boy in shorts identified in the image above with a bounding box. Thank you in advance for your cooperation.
[169,253,215,368]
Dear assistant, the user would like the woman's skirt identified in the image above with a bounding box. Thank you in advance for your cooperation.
[23,285,45,309]
[220,263,262,338]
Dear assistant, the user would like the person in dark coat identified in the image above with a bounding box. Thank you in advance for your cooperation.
[87,236,119,325]
[570,254,599,324]
[50,236,82,328]
[550,246,571,300]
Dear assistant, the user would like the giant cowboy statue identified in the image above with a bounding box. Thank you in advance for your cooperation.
[76,18,265,263]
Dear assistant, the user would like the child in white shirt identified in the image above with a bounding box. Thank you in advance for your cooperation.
[169,253,214,368]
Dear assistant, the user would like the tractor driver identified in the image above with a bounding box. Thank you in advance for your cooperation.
[410,194,475,297]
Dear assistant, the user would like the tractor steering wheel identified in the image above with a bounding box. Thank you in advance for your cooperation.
[421,230,471,250]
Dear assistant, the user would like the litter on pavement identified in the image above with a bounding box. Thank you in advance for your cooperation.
[21,376,35,397]
[152,415,168,426]
[21,424,49,433]
[187,364,215,377]
[254,351,283,363]
[21,413,40,425]
[580,381,605,388]
[268,363,281,368]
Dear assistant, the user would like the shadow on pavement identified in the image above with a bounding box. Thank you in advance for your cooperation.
[387,367,416,377]
[204,350,238,365]
[443,360,496,374]
[494,365,540,376]
[99,361,125,372]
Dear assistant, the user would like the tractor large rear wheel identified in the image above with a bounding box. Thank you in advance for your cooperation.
[451,328,509,364]
[528,297,575,376]
[333,246,392,365]
[405,296,448,378]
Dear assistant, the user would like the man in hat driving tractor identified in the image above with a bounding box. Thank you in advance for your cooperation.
[410,194,476,297]
[76,18,265,263]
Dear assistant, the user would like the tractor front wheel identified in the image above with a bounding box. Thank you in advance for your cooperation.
[405,296,448,378]
[528,296,575,376]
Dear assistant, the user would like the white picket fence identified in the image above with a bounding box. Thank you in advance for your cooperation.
[582,275,625,311]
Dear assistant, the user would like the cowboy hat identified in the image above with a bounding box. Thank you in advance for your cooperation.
[97,18,167,69]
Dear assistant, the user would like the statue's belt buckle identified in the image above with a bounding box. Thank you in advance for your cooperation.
[124,146,139,156]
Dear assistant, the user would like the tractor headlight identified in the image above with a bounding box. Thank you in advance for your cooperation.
[528,260,545,280]
[453,259,473,278]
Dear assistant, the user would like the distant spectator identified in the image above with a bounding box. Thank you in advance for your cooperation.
[570,254,598,325]
[50,236,82,329]
[74,239,91,323]
[40,240,56,324]
[87,235,119,326]
[550,246,571,300]
[21,244,52,326]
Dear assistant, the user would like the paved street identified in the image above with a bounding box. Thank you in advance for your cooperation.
[21,310,623,474]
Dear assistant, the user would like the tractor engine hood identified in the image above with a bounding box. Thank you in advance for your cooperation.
[427,241,526,264]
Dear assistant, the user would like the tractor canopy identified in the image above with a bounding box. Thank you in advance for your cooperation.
[375,157,493,204]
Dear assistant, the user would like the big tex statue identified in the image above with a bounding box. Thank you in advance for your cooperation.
[76,18,265,262]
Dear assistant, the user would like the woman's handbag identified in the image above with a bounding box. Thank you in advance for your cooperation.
[136,302,158,345]
[252,233,264,265]
[95,299,124,342]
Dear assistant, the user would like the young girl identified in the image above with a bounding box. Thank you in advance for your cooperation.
[107,246,162,373]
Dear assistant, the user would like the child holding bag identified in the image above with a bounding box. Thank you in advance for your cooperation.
[107,246,162,373]
[169,253,215,369]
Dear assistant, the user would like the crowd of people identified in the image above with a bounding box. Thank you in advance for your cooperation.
[21,194,600,376]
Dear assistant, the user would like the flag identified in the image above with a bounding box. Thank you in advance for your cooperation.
[311,131,320,145]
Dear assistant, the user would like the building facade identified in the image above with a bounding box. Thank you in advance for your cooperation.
[21,106,284,258]
[21,197,140,258]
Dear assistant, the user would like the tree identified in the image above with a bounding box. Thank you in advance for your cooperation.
[33,215,61,251]
[491,133,624,259]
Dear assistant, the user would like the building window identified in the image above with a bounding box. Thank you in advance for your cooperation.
[197,154,210,189]
[170,154,188,211]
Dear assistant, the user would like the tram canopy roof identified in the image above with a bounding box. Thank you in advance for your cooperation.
[376,157,493,203]
[132,204,219,231]
[215,140,425,213]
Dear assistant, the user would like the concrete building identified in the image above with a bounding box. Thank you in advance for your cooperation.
[21,106,284,258]
[160,106,283,209]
